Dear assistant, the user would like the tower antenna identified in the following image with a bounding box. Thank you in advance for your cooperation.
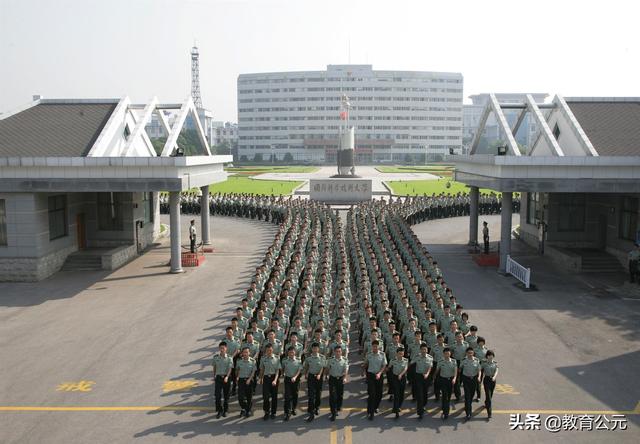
[191,45,203,109]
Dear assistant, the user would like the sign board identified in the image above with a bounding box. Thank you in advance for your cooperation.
[310,178,372,203]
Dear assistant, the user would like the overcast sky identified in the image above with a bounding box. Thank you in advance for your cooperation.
[1,0,639,121]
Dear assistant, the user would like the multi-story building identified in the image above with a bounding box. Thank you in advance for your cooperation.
[463,93,548,153]
[211,121,239,148]
[237,65,463,163]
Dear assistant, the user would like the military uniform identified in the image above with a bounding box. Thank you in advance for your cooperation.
[460,356,481,418]
[236,357,257,415]
[304,353,327,417]
[481,360,498,417]
[326,356,349,417]
[389,356,409,414]
[412,352,434,417]
[451,340,469,400]
[212,353,234,415]
[282,357,303,417]
[437,358,457,418]
[365,351,387,418]
[260,355,281,416]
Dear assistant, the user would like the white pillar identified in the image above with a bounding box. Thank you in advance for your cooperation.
[169,191,183,273]
[201,185,211,245]
[468,186,479,246]
[499,192,513,273]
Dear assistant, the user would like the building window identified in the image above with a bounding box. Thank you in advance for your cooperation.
[143,192,154,224]
[527,192,539,225]
[619,196,639,241]
[48,195,68,240]
[123,124,131,140]
[553,123,560,140]
[97,192,124,231]
[557,194,585,232]
[0,199,7,246]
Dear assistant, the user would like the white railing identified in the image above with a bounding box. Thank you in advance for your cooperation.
[506,255,531,289]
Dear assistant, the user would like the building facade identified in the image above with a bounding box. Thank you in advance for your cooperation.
[211,121,239,148]
[453,94,640,274]
[0,96,231,281]
[237,65,463,163]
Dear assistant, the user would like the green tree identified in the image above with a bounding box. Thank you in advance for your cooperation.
[214,141,231,155]
[253,153,263,162]
[283,152,294,163]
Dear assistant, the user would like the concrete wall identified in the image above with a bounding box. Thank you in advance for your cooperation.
[0,192,86,281]
[519,191,639,269]
[84,191,157,250]
[0,191,161,281]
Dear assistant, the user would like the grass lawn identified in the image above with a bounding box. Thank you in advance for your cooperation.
[225,166,319,176]
[211,176,302,195]
[386,179,495,196]
[375,165,454,176]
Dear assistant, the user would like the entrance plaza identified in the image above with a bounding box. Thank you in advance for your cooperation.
[0,212,638,444]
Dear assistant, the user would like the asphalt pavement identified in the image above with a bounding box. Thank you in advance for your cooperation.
[0,214,638,444]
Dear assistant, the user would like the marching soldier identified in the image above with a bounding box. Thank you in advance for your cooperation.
[212,341,234,419]
[389,347,409,419]
[304,342,326,422]
[460,347,481,421]
[481,350,499,419]
[326,345,349,421]
[236,346,257,417]
[412,342,433,420]
[259,343,280,420]
[435,347,457,420]
[363,340,387,420]
[282,346,303,421]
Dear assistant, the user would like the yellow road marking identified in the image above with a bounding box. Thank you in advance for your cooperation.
[55,381,95,392]
[494,384,520,395]
[162,380,198,393]
[330,426,337,444]
[345,426,352,444]
[0,405,637,415]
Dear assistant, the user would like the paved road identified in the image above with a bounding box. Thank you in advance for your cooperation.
[252,166,440,194]
[0,214,638,444]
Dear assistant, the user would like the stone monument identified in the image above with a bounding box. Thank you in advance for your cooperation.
[310,95,372,203]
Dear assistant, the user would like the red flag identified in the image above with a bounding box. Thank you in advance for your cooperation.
[339,111,347,120]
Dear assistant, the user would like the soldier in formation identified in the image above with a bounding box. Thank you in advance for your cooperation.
[210,192,498,422]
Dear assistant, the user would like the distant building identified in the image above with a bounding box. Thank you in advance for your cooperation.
[211,121,238,148]
[463,93,548,153]
[237,65,463,163]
